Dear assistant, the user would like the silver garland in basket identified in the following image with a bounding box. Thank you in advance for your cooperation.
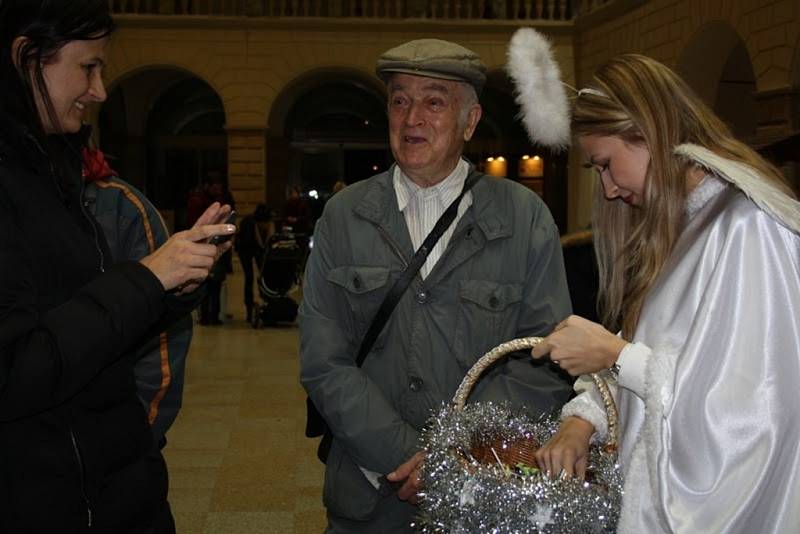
[415,402,622,533]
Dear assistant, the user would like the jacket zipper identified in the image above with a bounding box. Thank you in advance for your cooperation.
[31,133,106,274]
[69,428,93,528]
[27,135,99,528]
[79,177,105,273]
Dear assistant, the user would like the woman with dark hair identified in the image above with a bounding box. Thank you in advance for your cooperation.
[0,1,235,532]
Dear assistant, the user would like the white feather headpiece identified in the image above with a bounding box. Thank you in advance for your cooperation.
[507,27,571,151]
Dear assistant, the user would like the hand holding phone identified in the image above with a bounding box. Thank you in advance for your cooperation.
[209,210,237,245]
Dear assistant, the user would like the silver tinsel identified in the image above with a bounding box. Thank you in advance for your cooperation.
[416,402,623,533]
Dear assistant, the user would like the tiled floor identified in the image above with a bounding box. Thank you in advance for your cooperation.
[163,271,326,533]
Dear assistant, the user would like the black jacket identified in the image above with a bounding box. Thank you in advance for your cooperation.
[0,114,194,532]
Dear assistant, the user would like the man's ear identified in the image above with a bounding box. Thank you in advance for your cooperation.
[10,36,31,69]
[463,104,482,142]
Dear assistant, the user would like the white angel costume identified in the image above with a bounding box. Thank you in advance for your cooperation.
[561,145,800,533]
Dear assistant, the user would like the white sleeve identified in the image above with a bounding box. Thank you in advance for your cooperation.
[559,372,617,443]
[615,341,652,399]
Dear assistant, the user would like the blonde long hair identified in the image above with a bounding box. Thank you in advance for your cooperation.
[573,54,794,337]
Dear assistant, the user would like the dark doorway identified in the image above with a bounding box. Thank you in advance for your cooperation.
[286,80,390,190]
[99,69,226,231]
[267,72,390,215]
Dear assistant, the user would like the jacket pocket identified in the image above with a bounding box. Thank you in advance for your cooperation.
[327,265,391,336]
[453,280,524,369]
[323,437,381,521]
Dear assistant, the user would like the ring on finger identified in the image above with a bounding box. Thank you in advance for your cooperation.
[558,468,569,480]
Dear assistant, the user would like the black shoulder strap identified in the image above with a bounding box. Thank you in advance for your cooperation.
[355,168,483,367]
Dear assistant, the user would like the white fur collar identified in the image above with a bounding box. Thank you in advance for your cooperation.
[684,174,727,221]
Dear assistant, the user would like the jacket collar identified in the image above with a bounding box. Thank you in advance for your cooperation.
[352,161,513,242]
[352,166,396,224]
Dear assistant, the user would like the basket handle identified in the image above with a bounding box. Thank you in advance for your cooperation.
[450,337,619,450]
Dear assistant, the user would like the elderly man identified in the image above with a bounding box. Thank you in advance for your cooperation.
[299,38,573,532]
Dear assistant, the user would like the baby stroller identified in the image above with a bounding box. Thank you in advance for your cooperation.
[251,227,305,328]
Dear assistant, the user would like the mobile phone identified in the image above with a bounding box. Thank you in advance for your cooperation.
[208,210,237,245]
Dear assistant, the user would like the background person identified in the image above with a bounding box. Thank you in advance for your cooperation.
[529,54,800,533]
[82,143,192,447]
[283,185,312,233]
[236,203,274,322]
[299,38,573,533]
[194,174,235,325]
[0,2,235,531]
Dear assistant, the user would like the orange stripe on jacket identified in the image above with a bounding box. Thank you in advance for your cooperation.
[94,180,171,425]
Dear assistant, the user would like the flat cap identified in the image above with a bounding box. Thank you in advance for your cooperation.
[376,38,487,93]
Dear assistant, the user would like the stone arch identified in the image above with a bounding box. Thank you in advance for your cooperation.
[98,66,227,230]
[677,21,757,140]
[677,21,745,101]
[265,67,388,212]
[267,66,385,137]
[105,62,222,101]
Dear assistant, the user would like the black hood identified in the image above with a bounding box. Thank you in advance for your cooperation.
[0,104,41,165]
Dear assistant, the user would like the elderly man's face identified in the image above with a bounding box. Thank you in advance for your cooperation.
[387,73,481,186]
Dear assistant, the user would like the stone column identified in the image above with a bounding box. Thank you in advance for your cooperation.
[227,128,267,216]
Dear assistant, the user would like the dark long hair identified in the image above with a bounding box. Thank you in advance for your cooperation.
[0,0,115,147]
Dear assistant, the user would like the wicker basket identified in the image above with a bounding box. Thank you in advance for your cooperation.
[417,337,623,533]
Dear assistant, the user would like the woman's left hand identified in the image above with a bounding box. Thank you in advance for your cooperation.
[531,315,627,376]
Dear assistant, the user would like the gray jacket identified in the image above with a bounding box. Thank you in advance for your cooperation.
[299,167,572,520]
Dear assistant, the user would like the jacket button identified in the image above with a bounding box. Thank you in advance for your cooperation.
[353,277,361,289]
[416,291,427,304]
[409,376,424,392]
[489,296,500,308]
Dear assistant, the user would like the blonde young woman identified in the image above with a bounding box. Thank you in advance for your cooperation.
[530,55,800,532]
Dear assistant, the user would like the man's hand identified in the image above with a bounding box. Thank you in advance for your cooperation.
[386,451,425,504]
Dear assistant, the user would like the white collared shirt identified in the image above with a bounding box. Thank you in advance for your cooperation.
[393,158,473,279]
